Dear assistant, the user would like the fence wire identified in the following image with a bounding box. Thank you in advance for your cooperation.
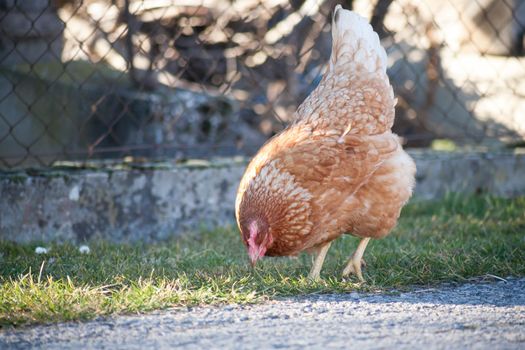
[0,0,524,169]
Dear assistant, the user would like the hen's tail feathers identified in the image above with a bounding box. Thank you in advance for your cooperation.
[330,5,387,74]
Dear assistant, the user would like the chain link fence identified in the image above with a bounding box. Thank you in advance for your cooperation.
[1,0,524,170]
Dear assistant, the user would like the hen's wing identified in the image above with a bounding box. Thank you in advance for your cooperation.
[278,131,398,192]
[275,131,399,233]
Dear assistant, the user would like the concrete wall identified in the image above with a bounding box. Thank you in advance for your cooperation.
[1,152,524,243]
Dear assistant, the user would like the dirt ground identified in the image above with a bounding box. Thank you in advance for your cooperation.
[1,278,524,349]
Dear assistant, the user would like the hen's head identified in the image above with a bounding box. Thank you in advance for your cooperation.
[241,218,273,266]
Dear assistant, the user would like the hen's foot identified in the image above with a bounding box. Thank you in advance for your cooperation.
[342,256,366,281]
[341,237,370,282]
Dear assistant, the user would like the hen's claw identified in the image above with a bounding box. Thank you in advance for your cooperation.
[342,257,366,281]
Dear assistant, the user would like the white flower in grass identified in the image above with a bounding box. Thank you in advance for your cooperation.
[35,247,48,254]
[79,245,90,254]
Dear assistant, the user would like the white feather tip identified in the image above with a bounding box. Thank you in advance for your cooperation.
[330,6,387,73]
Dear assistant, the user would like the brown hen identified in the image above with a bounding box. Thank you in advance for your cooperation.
[235,5,416,281]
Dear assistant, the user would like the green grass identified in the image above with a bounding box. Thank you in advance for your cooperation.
[1,194,524,327]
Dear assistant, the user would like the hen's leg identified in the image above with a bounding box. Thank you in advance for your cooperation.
[308,241,332,280]
[342,238,370,282]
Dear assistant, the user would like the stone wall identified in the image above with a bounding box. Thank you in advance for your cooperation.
[1,152,524,243]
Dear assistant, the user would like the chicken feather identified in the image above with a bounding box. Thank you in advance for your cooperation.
[235,6,416,280]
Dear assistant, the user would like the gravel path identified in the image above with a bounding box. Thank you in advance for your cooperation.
[2,278,524,349]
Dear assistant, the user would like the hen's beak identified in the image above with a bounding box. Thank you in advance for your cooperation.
[248,245,265,267]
